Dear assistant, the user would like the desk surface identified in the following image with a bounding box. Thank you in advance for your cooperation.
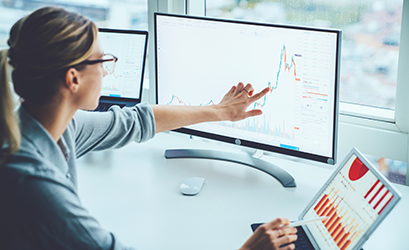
[76,132,408,250]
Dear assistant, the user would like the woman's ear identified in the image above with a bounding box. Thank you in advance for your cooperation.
[65,68,80,93]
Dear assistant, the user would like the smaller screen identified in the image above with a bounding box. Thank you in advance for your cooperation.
[303,154,395,250]
[99,31,147,99]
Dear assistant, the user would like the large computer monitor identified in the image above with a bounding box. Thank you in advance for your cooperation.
[154,13,341,187]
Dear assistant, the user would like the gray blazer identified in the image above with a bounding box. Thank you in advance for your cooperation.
[0,103,156,250]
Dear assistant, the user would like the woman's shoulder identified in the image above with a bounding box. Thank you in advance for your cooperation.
[0,145,73,192]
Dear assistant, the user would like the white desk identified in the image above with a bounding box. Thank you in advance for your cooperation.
[77,132,408,250]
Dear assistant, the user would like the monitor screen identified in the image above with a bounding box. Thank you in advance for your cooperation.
[98,29,148,100]
[155,13,341,164]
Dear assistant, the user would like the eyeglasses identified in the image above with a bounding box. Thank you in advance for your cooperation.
[74,53,118,75]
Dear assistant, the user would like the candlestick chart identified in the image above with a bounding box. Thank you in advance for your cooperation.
[252,45,300,110]
[157,17,337,158]
[166,44,300,145]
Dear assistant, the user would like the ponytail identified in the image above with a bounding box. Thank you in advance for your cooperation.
[7,7,98,105]
[0,6,98,163]
[0,49,20,164]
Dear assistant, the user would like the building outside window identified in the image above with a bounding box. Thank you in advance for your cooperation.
[206,0,406,185]
[0,0,148,47]
[206,0,403,110]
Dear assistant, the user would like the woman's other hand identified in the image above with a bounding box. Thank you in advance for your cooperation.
[240,218,298,250]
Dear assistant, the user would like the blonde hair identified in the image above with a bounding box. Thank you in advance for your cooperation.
[0,7,98,162]
[0,49,20,162]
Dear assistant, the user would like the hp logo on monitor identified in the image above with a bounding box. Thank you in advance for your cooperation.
[235,139,241,145]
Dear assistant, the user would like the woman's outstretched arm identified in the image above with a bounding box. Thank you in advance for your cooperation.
[152,82,270,133]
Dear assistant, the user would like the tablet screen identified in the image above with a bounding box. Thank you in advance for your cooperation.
[302,153,399,250]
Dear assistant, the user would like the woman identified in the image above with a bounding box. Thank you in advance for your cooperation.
[0,7,298,250]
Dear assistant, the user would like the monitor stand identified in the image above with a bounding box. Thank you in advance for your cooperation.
[165,149,296,188]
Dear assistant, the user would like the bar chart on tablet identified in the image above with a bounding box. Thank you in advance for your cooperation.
[304,155,395,250]
[313,187,363,250]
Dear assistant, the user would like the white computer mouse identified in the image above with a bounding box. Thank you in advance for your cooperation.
[180,177,205,196]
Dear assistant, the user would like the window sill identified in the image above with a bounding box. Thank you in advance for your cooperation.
[339,102,399,132]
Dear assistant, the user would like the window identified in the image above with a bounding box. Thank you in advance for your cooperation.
[204,0,408,185]
[0,0,150,93]
[184,0,409,185]
[0,0,148,47]
[3,0,408,185]
[366,154,406,185]
[206,0,403,110]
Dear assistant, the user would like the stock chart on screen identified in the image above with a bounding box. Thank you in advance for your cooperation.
[99,32,146,99]
[156,15,339,159]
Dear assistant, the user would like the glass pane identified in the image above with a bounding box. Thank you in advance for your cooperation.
[0,0,149,82]
[365,154,407,185]
[206,0,403,110]
[0,0,148,46]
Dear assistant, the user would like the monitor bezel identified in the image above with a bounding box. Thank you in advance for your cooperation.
[98,28,149,103]
[154,12,341,165]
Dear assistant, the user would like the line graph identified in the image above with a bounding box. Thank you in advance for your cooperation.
[157,16,338,159]
[167,95,215,106]
[166,88,296,140]
[102,71,123,92]
[99,32,146,99]
[253,45,301,109]
[102,85,119,92]
[167,44,300,112]
[113,73,123,79]
[165,44,300,144]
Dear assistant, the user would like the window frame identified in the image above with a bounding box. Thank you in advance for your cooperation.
[149,0,409,185]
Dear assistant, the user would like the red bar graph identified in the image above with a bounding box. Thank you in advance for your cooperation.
[364,180,379,199]
[364,179,394,215]
[314,192,362,250]
[308,156,396,250]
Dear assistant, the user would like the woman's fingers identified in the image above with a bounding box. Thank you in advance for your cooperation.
[279,243,296,250]
[229,85,237,94]
[250,87,270,102]
[219,82,273,122]
[265,217,291,229]
[242,83,255,96]
[240,218,298,250]
[275,226,298,238]
[232,82,267,101]
[276,234,298,248]
[233,82,245,95]
[244,109,263,118]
